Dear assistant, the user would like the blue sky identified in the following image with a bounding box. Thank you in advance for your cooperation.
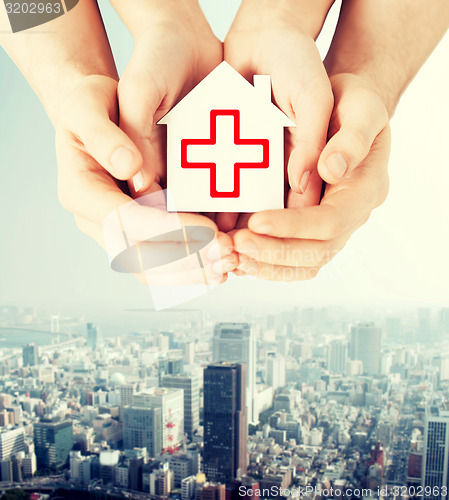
[0,1,448,326]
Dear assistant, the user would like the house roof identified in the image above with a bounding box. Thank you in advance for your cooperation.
[158,61,295,128]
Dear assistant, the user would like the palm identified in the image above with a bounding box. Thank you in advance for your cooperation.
[215,25,332,231]
[118,24,222,194]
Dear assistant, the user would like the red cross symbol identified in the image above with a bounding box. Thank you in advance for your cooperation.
[181,110,269,198]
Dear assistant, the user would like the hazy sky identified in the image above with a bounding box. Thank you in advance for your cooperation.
[0,1,448,325]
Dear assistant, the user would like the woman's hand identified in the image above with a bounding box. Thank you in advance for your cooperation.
[111,0,223,195]
[221,0,335,231]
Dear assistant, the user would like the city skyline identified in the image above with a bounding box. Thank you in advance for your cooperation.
[1,305,449,496]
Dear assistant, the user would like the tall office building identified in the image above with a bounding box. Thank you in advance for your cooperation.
[161,374,200,440]
[159,358,184,379]
[34,419,73,470]
[439,308,449,335]
[0,427,25,461]
[422,410,449,497]
[119,383,140,407]
[203,363,247,484]
[132,388,184,449]
[212,323,257,424]
[418,308,432,342]
[22,343,38,367]
[328,340,348,374]
[86,322,102,350]
[349,323,382,376]
[122,406,162,457]
[266,353,286,390]
[183,342,195,365]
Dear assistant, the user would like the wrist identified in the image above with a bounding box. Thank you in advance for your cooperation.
[236,0,334,39]
[48,73,117,127]
[325,56,401,117]
[110,0,211,41]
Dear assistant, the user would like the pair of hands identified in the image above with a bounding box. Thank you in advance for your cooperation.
[55,1,391,283]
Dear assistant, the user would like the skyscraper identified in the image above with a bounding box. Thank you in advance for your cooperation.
[422,410,449,497]
[349,323,382,376]
[328,340,348,374]
[132,387,184,450]
[122,406,162,457]
[161,374,200,440]
[266,353,286,390]
[22,343,38,367]
[119,383,139,407]
[183,342,195,365]
[439,308,449,335]
[0,427,25,461]
[86,322,102,350]
[203,362,247,484]
[212,323,257,424]
[159,358,184,379]
[34,419,73,470]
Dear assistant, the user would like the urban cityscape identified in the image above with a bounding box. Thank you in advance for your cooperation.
[0,305,449,499]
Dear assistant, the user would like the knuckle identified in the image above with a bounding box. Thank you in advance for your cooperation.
[323,213,344,240]
[346,128,370,161]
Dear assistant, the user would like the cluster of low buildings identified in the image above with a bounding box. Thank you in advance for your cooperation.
[0,306,448,497]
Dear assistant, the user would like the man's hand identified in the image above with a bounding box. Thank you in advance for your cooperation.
[56,75,237,284]
[111,0,222,195]
[222,0,334,232]
[233,74,390,280]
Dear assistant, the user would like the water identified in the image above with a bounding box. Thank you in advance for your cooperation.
[0,327,70,347]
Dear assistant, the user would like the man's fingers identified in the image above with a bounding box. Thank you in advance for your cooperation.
[118,58,165,193]
[247,203,357,242]
[64,78,143,182]
[233,228,349,267]
[248,128,391,240]
[318,81,389,185]
[237,254,320,282]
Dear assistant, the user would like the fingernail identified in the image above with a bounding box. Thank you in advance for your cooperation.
[223,255,237,271]
[299,170,311,194]
[133,170,144,192]
[111,146,135,174]
[213,257,236,274]
[325,153,348,179]
[239,258,258,274]
[238,239,258,256]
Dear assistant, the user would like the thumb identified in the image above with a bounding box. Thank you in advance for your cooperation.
[318,85,389,185]
[68,82,143,182]
[117,33,182,194]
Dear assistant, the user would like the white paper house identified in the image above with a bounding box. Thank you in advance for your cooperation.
[158,62,295,213]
